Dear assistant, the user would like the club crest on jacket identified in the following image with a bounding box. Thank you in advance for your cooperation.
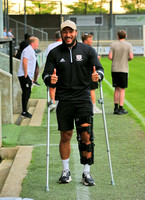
[76,55,83,61]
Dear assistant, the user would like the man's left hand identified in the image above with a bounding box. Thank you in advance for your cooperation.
[92,66,99,82]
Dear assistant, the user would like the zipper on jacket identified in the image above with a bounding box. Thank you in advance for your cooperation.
[69,47,73,63]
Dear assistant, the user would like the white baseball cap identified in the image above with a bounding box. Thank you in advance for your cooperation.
[61,20,77,31]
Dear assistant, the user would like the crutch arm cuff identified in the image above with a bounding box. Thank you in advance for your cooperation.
[43,74,56,88]
[97,70,104,81]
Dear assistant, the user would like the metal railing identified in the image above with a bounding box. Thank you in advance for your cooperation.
[0,38,13,74]
[9,17,48,46]
[37,50,47,69]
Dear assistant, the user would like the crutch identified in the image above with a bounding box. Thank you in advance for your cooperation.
[98,81,115,186]
[46,87,53,191]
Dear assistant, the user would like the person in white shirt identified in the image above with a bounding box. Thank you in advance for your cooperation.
[46,30,62,56]
[82,33,102,114]
[3,28,7,38]
[7,28,15,39]
[18,37,39,118]
[46,31,62,111]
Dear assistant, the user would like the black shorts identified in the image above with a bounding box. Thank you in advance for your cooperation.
[112,72,128,88]
[90,79,98,90]
[56,100,93,131]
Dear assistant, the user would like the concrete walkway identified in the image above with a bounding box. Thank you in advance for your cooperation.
[0,98,46,197]
[0,146,33,197]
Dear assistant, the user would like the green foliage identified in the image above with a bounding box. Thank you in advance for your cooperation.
[121,0,145,13]
[27,1,57,14]
[66,0,108,14]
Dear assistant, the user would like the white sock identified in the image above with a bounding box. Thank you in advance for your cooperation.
[62,158,69,171]
[83,164,90,173]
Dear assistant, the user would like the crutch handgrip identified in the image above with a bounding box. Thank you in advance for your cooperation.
[47,100,53,107]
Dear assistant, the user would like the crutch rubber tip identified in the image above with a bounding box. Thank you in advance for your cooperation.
[111,180,115,186]
[46,186,49,192]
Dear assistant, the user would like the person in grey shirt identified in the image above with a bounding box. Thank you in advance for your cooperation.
[108,30,133,115]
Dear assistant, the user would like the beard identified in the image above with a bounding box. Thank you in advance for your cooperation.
[62,36,76,47]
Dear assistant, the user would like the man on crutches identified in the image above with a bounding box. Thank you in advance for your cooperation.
[43,20,104,186]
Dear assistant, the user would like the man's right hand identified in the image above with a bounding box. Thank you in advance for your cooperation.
[51,68,58,84]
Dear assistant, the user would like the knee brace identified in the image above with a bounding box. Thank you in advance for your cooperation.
[75,116,94,165]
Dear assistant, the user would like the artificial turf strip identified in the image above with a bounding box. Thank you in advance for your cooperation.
[2,58,145,199]
[30,74,47,100]
[2,124,22,147]
[18,86,145,200]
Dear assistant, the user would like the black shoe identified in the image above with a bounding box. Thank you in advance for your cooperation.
[118,109,128,115]
[114,108,118,114]
[59,170,72,183]
[21,112,32,118]
[82,172,95,186]
[33,81,41,87]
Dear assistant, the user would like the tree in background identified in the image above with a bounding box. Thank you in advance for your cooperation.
[27,1,57,14]
[66,0,108,14]
[121,0,145,13]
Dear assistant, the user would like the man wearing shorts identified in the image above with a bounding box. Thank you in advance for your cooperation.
[108,30,133,115]
[43,20,104,186]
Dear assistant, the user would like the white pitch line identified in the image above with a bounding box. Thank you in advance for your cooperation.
[34,143,78,147]
[104,78,145,125]
[72,145,91,200]
[42,124,58,127]
[34,143,91,199]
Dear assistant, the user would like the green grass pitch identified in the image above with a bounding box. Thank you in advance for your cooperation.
[2,57,145,199]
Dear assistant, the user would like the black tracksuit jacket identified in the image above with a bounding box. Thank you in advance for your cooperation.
[42,41,104,101]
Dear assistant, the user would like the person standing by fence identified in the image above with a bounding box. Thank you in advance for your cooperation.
[18,37,39,118]
[82,33,102,114]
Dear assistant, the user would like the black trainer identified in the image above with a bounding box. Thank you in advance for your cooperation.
[118,109,128,115]
[114,108,118,114]
[59,169,72,183]
[82,172,95,186]
[21,112,32,118]
[33,81,41,87]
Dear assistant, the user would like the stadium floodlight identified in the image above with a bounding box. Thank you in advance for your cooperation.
[98,81,115,186]
[24,0,27,33]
